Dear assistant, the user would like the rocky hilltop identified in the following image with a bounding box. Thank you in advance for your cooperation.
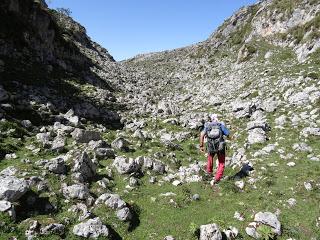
[0,0,123,128]
[0,0,319,239]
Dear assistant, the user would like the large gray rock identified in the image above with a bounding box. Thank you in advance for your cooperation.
[116,207,132,221]
[0,176,28,202]
[275,115,287,127]
[96,193,126,210]
[0,200,12,212]
[40,223,65,236]
[95,193,131,221]
[200,223,222,240]
[246,212,281,239]
[71,128,102,143]
[292,143,313,153]
[113,156,140,174]
[254,212,281,235]
[36,132,51,147]
[53,122,75,134]
[62,184,90,200]
[51,135,66,152]
[301,127,320,137]
[0,200,16,220]
[288,92,309,105]
[73,217,109,238]
[111,137,130,151]
[0,166,18,176]
[68,203,92,221]
[152,160,166,174]
[262,97,279,113]
[95,148,115,159]
[248,128,267,145]
[21,120,33,129]
[36,157,67,174]
[72,152,97,183]
[64,109,80,126]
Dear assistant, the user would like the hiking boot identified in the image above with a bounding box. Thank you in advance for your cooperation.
[210,179,219,186]
[203,172,213,181]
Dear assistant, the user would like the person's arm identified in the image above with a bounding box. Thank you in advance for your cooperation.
[199,131,205,152]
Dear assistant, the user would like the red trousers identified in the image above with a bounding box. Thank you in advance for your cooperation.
[206,152,225,181]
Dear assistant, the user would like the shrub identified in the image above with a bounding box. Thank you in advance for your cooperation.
[257,225,276,240]
[56,7,72,17]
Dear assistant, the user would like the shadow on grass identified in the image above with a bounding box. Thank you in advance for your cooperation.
[128,203,141,232]
[105,225,123,240]
[15,190,55,222]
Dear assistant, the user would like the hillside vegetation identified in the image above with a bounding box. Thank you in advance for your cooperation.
[0,0,319,239]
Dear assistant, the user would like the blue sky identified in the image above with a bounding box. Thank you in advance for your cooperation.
[48,0,258,61]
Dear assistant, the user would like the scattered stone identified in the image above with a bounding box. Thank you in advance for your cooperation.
[5,153,17,159]
[73,217,109,238]
[304,182,313,191]
[95,148,115,159]
[223,226,239,240]
[71,128,101,143]
[25,220,40,240]
[149,176,157,184]
[0,200,16,220]
[235,180,245,190]
[62,183,90,200]
[292,143,312,153]
[40,223,65,236]
[21,120,32,128]
[116,207,132,221]
[275,115,287,127]
[0,166,18,176]
[64,109,80,126]
[287,162,296,167]
[111,137,130,151]
[68,203,92,221]
[113,156,140,174]
[301,127,320,137]
[248,128,267,145]
[36,157,67,174]
[0,176,28,202]
[287,198,297,207]
[159,192,176,197]
[129,177,139,187]
[251,211,281,236]
[164,236,175,240]
[36,132,51,147]
[96,193,126,209]
[72,152,97,183]
[152,160,166,174]
[51,135,66,152]
[200,223,222,240]
[172,180,182,186]
[192,194,200,201]
[234,211,245,221]
[288,92,309,105]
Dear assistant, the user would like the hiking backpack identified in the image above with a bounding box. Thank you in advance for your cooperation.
[206,123,225,154]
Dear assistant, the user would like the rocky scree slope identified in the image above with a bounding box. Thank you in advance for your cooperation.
[119,0,320,238]
[0,0,320,239]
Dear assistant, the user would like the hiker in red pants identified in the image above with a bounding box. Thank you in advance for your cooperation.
[199,114,230,185]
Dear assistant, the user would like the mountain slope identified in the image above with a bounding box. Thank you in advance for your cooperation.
[0,0,319,239]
